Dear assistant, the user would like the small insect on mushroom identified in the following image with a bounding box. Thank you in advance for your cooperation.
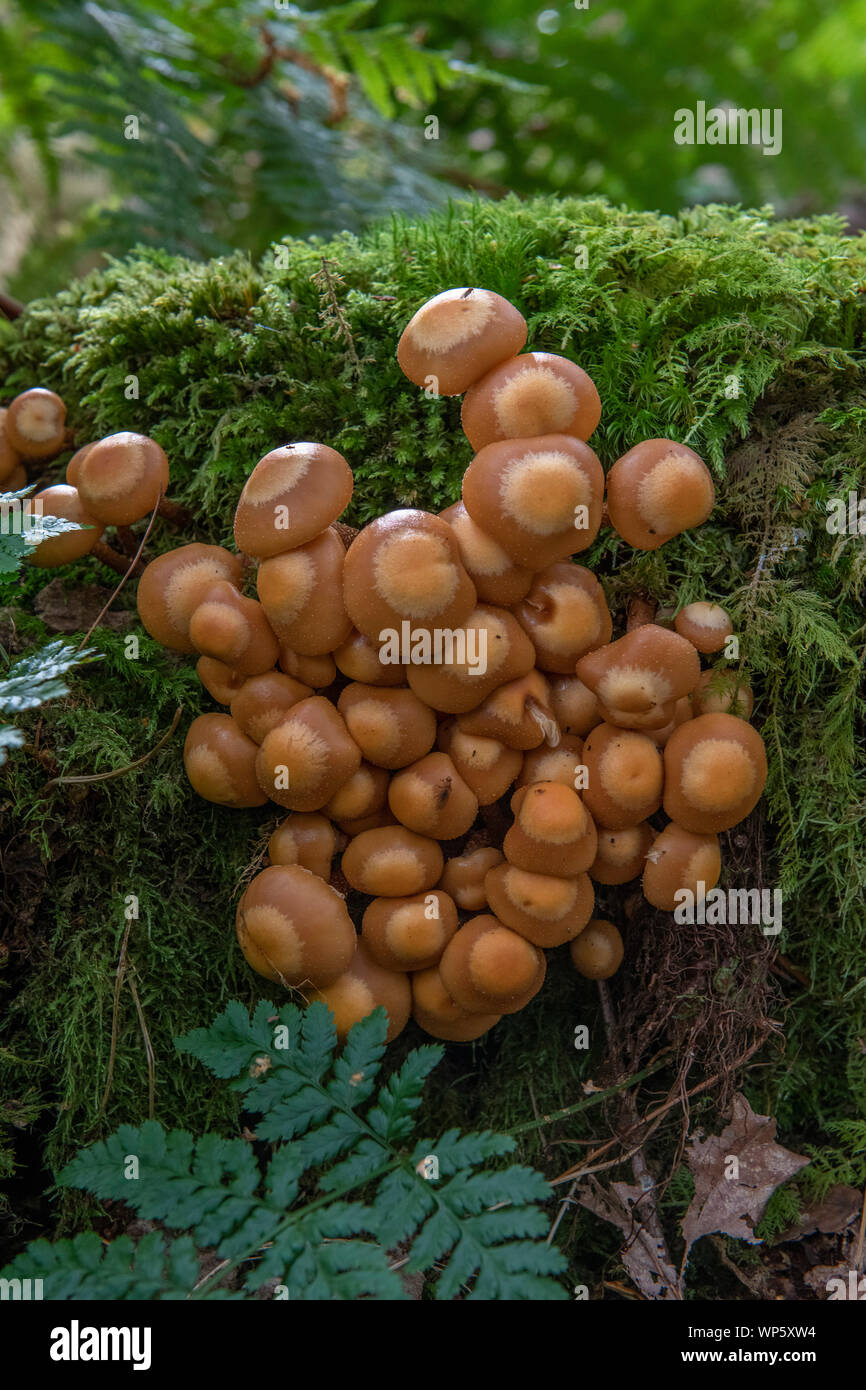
[397,287,527,397]
[388,751,479,839]
[4,388,67,460]
[606,439,715,551]
[461,351,602,451]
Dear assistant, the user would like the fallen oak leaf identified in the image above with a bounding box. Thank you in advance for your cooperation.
[576,1175,680,1300]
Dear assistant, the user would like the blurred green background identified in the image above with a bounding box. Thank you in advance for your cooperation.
[2,0,866,302]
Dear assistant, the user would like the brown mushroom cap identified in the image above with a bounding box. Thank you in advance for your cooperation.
[642,822,722,910]
[440,500,534,606]
[65,441,96,488]
[233,443,353,560]
[0,407,22,482]
[548,674,603,738]
[268,813,336,880]
[439,914,546,1014]
[569,919,624,980]
[236,864,356,988]
[342,509,476,642]
[387,751,479,839]
[323,761,390,824]
[463,433,604,569]
[517,732,585,790]
[514,562,612,673]
[581,722,664,830]
[136,544,243,653]
[405,604,536,715]
[504,781,597,877]
[397,287,527,396]
[338,683,437,769]
[5,388,66,460]
[663,712,767,833]
[333,629,406,686]
[576,623,701,716]
[607,439,715,551]
[256,527,352,655]
[598,698,677,732]
[27,484,105,567]
[461,351,602,451]
[674,602,733,654]
[484,863,594,946]
[588,821,654,885]
[196,656,248,706]
[183,713,268,807]
[645,695,693,748]
[690,669,754,720]
[437,846,505,912]
[341,825,444,897]
[411,966,501,1041]
[189,580,280,676]
[229,670,312,743]
[334,807,400,838]
[278,645,337,689]
[310,940,411,1043]
[457,668,557,750]
[255,695,361,811]
[361,890,458,972]
[76,432,170,525]
[440,724,523,805]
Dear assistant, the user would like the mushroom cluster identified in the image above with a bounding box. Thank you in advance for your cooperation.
[133,286,766,1046]
[0,385,182,574]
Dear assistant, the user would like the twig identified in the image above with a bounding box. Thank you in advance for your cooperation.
[547,1178,579,1245]
[77,491,161,651]
[508,1051,672,1135]
[127,968,156,1121]
[97,916,135,1119]
[853,1183,866,1273]
[0,289,24,321]
[42,706,183,792]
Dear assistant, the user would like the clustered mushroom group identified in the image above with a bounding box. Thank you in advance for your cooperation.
[8,287,768,1049]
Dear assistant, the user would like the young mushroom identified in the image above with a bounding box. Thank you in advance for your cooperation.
[438,846,505,912]
[606,439,715,551]
[229,670,312,742]
[514,562,612,673]
[196,657,248,706]
[663,712,767,833]
[361,890,458,972]
[236,864,356,988]
[268,812,337,880]
[323,761,390,826]
[439,724,523,805]
[411,965,501,1042]
[504,781,597,876]
[4,388,66,459]
[484,864,594,946]
[548,674,603,738]
[189,581,280,676]
[461,351,601,451]
[342,509,476,642]
[581,723,664,829]
[183,713,269,807]
[234,443,353,559]
[26,484,105,567]
[642,823,722,911]
[457,669,558,750]
[309,940,411,1043]
[341,825,444,897]
[136,543,243,653]
[397,287,527,396]
[576,623,701,720]
[674,602,733,654]
[387,751,479,840]
[333,629,406,686]
[75,432,170,526]
[256,527,352,655]
[569,920,624,980]
[278,645,337,689]
[439,914,546,1014]
[440,500,534,606]
[0,407,22,481]
[338,683,437,769]
[255,695,361,810]
[690,669,754,720]
[462,434,604,568]
[588,822,655,885]
[405,604,536,715]
[516,732,585,790]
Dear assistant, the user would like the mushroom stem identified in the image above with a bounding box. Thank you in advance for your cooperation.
[156,494,192,526]
[92,539,143,576]
[527,698,561,747]
[626,595,658,631]
[0,288,24,321]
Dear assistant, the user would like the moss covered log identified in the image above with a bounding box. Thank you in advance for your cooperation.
[1,195,864,1286]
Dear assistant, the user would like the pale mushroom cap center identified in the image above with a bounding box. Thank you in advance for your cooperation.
[164,557,236,628]
[385,904,444,960]
[366,847,426,892]
[683,843,722,893]
[265,720,330,790]
[242,448,313,505]
[245,704,294,744]
[259,551,316,624]
[343,700,402,760]
[492,365,576,436]
[185,745,238,802]
[681,601,730,630]
[469,929,538,995]
[14,396,62,443]
[597,664,672,713]
[451,730,502,770]
[519,786,588,843]
[499,451,591,535]
[679,739,756,811]
[407,289,496,353]
[533,583,601,652]
[502,866,578,920]
[372,531,460,619]
[597,736,663,806]
[598,826,645,866]
[636,453,714,533]
[329,766,377,818]
[240,904,305,976]
[192,601,248,660]
[318,976,375,1032]
[525,749,578,784]
[81,434,150,501]
[450,509,512,576]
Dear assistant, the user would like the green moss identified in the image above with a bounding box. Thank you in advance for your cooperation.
[1,195,865,1283]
